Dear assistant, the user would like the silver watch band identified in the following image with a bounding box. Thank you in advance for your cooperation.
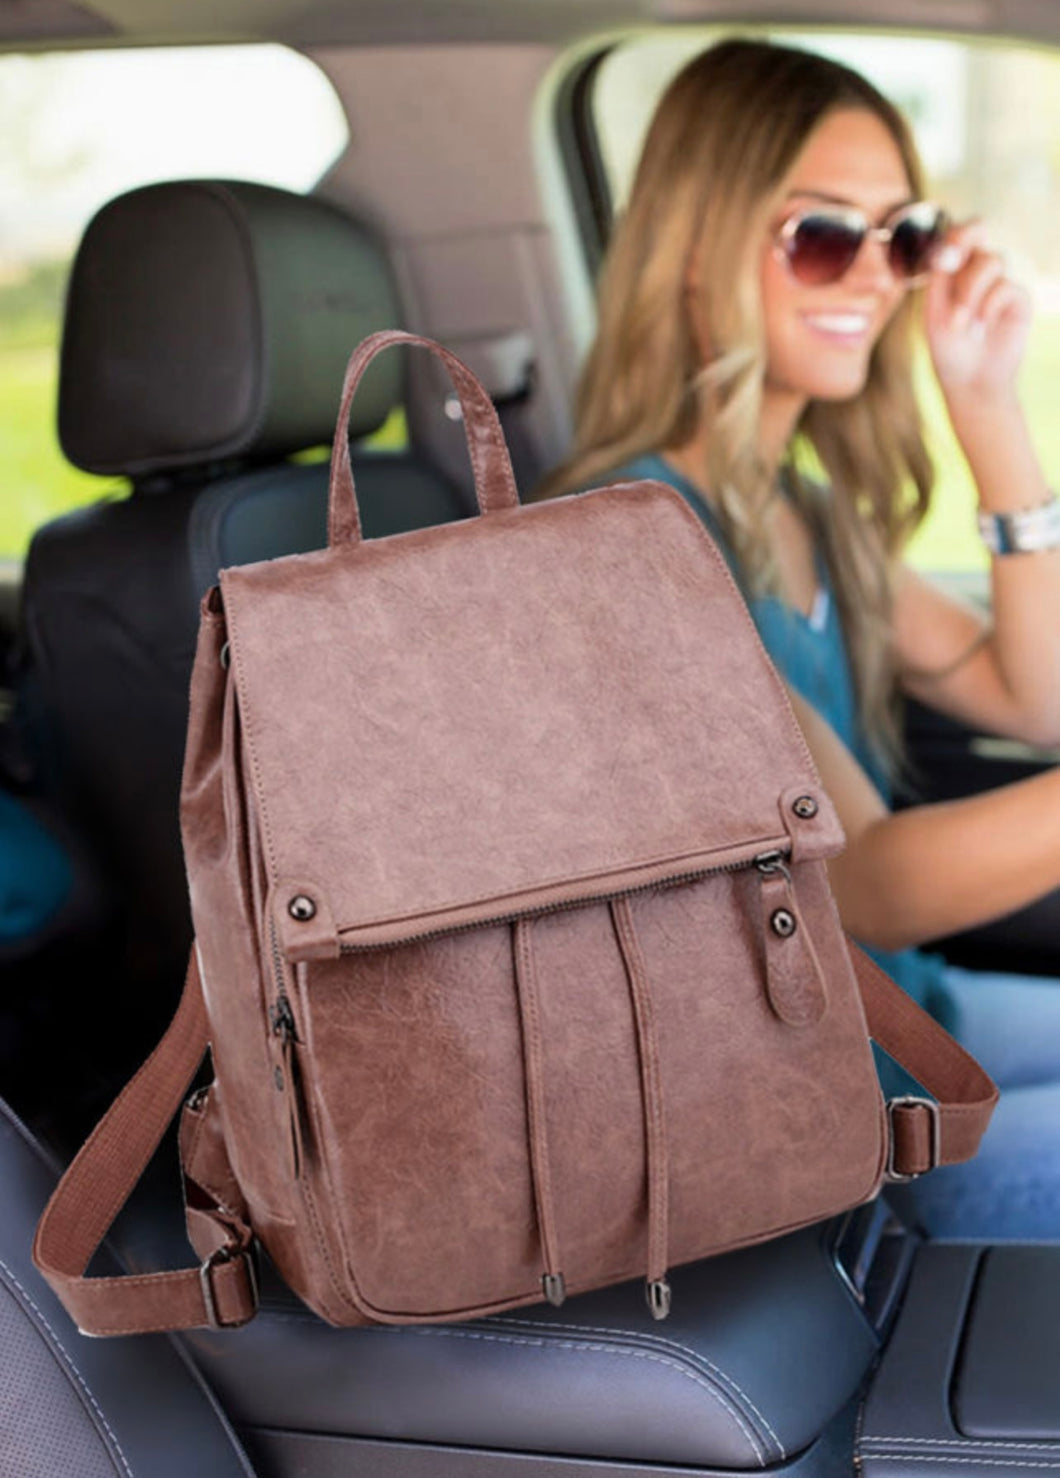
[977,497,1060,555]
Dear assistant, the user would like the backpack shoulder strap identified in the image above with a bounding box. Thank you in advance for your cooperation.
[850,940,999,1179]
[32,951,258,1336]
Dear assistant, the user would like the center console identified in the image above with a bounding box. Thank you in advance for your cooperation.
[859,1241,1060,1477]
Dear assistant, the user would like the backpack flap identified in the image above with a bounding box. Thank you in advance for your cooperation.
[218,479,843,963]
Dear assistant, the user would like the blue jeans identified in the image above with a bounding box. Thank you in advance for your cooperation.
[885,965,1060,1242]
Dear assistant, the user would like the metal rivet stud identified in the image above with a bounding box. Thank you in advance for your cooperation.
[792,795,818,819]
[288,895,317,922]
[770,908,797,938]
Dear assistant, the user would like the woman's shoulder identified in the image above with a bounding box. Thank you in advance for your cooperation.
[606,453,720,527]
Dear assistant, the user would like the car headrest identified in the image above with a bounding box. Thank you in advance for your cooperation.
[59,179,402,479]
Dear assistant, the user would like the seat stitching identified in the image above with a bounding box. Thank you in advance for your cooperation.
[492,1313,784,1455]
[405,1325,768,1464]
[0,1256,135,1478]
[249,1301,781,1460]
[864,1458,1060,1469]
[865,1439,1060,1453]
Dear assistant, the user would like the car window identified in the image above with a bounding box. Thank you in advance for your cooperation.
[0,44,348,562]
[584,29,1060,577]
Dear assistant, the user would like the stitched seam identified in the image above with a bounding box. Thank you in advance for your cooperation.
[492,1314,785,1456]
[405,1325,768,1465]
[865,1459,1060,1469]
[611,899,669,1287]
[297,1152,365,1324]
[866,1440,1060,1453]
[182,1100,241,1217]
[513,919,562,1279]
[287,999,406,1326]
[218,598,279,882]
[450,354,508,504]
[0,1257,135,1477]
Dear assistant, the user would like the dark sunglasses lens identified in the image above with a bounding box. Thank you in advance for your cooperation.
[889,208,946,278]
[787,216,864,286]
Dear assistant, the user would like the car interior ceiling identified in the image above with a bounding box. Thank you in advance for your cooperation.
[3,5,1060,1478]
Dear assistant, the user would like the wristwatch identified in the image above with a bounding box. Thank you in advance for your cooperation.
[977,496,1060,555]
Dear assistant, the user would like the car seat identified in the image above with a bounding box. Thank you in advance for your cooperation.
[14,179,470,1112]
[0,1095,256,1478]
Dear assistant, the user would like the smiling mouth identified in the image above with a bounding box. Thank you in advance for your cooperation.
[801,312,873,341]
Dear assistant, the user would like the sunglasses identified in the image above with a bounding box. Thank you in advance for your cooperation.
[775,200,950,287]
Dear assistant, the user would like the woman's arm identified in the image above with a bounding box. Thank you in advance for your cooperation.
[788,687,1060,952]
[893,560,1060,747]
[892,223,1060,746]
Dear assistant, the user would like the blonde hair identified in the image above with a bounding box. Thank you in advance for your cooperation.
[539,38,934,771]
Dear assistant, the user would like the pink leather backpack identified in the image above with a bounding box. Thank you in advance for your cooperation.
[35,333,996,1335]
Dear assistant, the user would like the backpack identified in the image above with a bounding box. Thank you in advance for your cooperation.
[35,332,996,1335]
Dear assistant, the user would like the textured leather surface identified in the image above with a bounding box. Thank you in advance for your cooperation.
[183,1222,878,1469]
[219,481,844,945]
[0,1099,255,1478]
[59,180,402,475]
[261,876,885,1319]
[33,913,990,1335]
[859,1242,1060,1478]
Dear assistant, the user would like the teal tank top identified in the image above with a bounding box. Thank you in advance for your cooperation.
[616,454,944,1006]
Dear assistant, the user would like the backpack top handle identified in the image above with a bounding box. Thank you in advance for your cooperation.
[327,330,521,547]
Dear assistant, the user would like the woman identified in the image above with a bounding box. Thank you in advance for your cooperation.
[540,37,1060,1238]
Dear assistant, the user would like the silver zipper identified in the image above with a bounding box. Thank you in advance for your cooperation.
[335,845,794,954]
[269,915,297,1040]
[268,914,306,1178]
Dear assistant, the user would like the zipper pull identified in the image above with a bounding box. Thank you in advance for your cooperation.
[270,992,306,1178]
[270,993,297,1042]
[755,853,827,1027]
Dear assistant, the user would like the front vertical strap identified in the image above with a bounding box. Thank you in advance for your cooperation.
[610,898,671,1318]
[756,856,827,1027]
[512,918,566,1305]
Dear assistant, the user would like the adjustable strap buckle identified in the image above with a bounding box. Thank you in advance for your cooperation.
[886,1095,941,1182]
[199,1243,260,1329]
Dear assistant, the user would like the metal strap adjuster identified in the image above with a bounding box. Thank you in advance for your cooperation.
[886,1095,941,1182]
[199,1244,260,1329]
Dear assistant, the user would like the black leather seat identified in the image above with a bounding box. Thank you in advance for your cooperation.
[185,1223,875,1472]
[16,179,469,1102]
[0,1096,255,1478]
[11,178,889,1477]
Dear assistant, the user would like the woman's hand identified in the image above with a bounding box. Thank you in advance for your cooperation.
[923,219,1032,406]
[917,222,1060,757]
